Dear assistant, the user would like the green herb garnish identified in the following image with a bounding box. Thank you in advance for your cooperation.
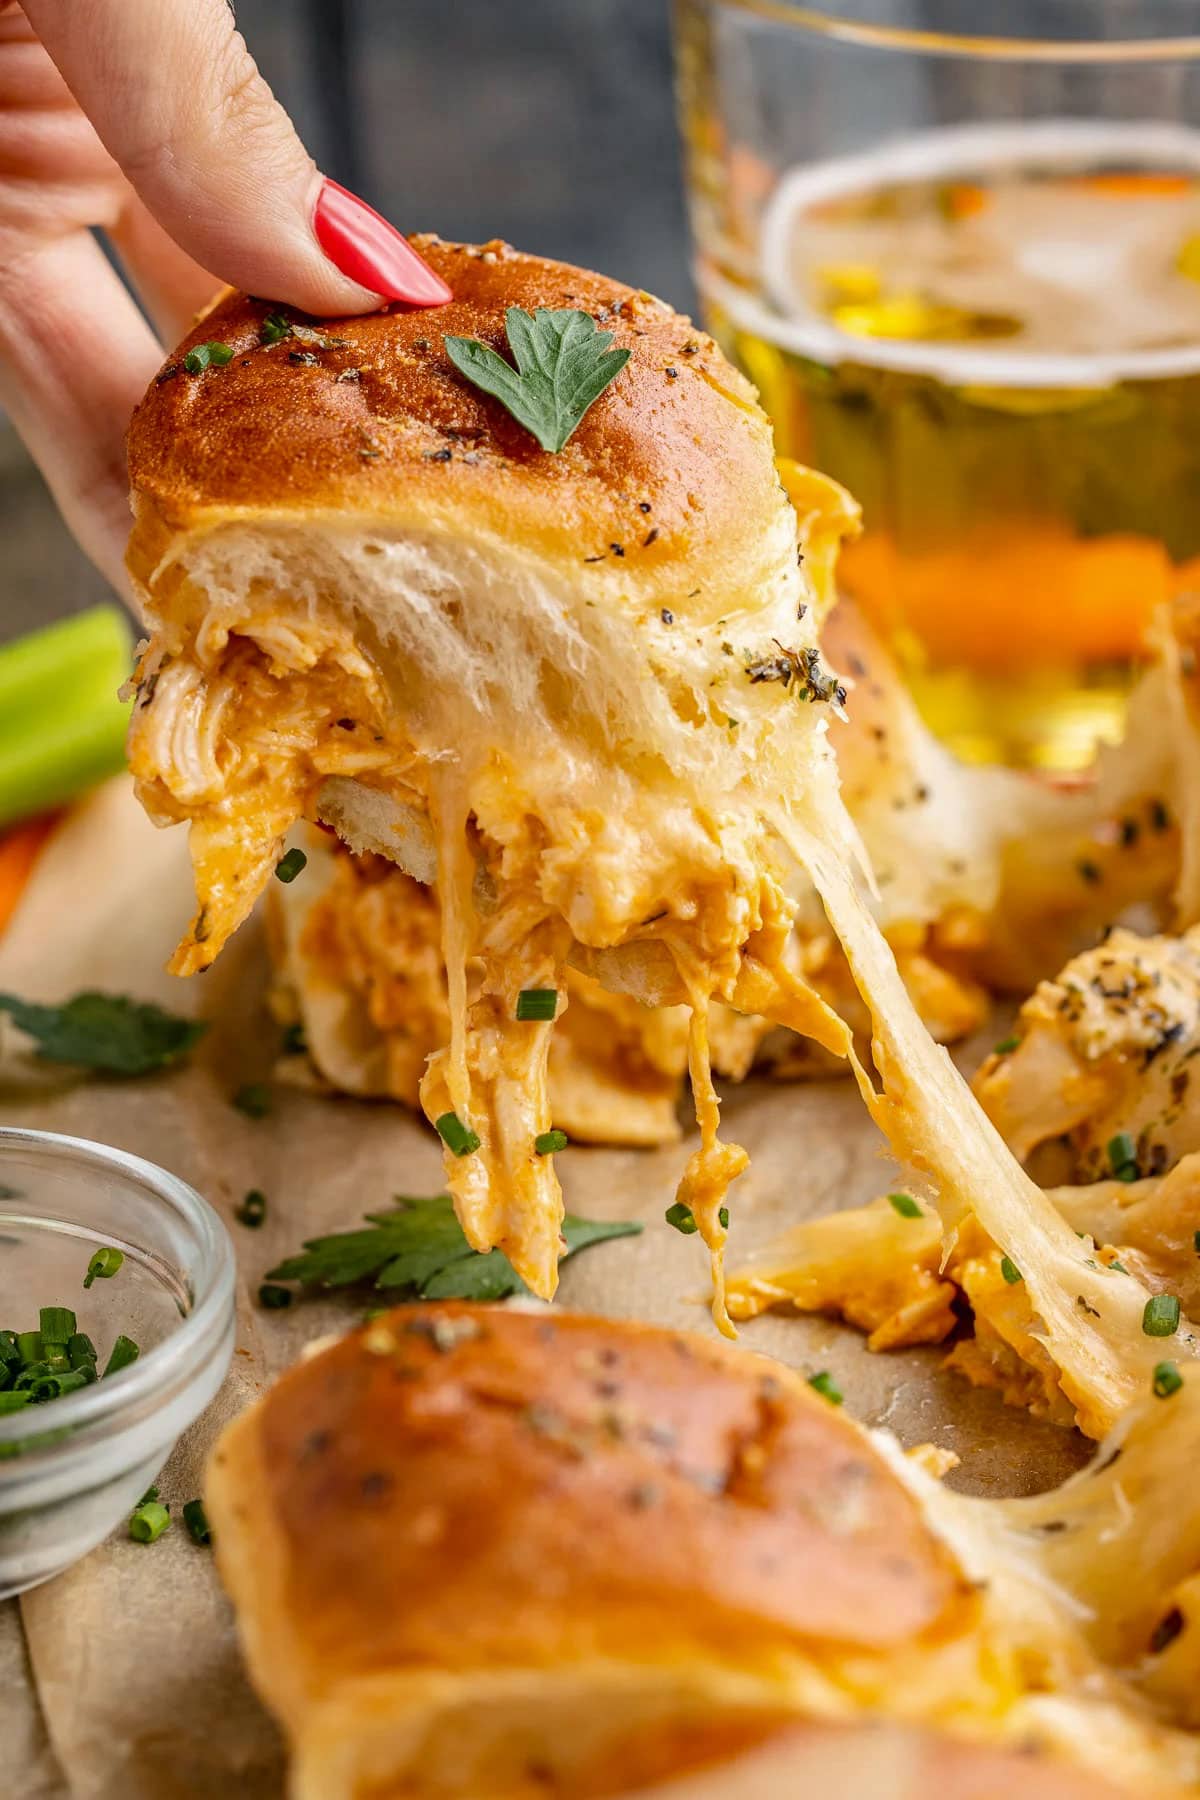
[435,1112,481,1157]
[235,1190,267,1229]
[103,1334,139,1377]
[129,1500,171,1544]
[266,1193,640,1304]
[39,1308,75,1345]
[183,1498,212,1546]
[515,988,558,1021]
[665,1201,729,1234]
[274,847,307,884]
[534,1129,568,1155]
[260,313,292,345]
[84,1247,124,1289]
[1143,1294,1182,1337]
[258,1284,292,1310]
[887,1192,922,1220]
[0,992,206,1075]
[1153,1360,1184,1398]
[1000,1256,1023,1285]
[1107,1132,1139,1181]
[183,342,234,373]
[992,1035,1020,1055]
[807,1371,843,1405]
[445,307,630,453]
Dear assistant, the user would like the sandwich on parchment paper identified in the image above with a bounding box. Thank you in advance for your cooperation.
[116,236,1200,1795]
[124,235,1197,1432]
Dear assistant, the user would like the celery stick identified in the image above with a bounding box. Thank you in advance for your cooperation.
[0,607,133,828]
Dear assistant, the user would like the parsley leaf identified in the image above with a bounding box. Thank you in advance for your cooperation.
[267,1194,640,1300]
[0,991,207,1076]
[444,306,630,453]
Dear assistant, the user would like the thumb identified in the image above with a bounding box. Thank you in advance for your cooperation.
[21,0,451,315]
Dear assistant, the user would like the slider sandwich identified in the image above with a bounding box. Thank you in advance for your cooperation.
[126,239,1198,1425]
[125,239,856,1318]
[207,1305,1200,1798]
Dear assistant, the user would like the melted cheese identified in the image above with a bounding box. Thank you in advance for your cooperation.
[130,460,1200,1411]
[129,469,861,1315]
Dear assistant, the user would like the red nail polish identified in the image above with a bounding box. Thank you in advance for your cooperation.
[314,180,452,307]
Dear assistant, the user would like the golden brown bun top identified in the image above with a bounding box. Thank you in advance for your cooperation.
[126,238,787,613]
[209,1304,971,1691]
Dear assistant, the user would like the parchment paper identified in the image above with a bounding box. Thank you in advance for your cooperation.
[0,779,1090,1798]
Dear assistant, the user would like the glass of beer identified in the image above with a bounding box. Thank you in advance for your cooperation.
[673,1,1200,769]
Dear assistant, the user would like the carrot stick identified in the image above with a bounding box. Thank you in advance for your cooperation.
[0,814,57,938]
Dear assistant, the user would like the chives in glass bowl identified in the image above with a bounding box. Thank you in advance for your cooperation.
[0,1128,235,1595]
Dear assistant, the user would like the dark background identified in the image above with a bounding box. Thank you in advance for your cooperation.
[1,0,691,638]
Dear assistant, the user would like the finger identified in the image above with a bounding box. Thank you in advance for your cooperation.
[21,0,451,315]
[0,228,160,591]
[109,194,221,344]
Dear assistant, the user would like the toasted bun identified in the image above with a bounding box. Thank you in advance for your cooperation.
[124,240,837,967]
[622,1719,1136,1798]
[205,1304,1003,1799]
[126,237,793,631]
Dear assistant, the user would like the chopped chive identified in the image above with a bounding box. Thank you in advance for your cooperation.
[26,1369,88,1403]
[808,1371,843,1405]
[1142,1294,1182,1338]
[258,1283,292,1310]
[534,1129,568,1155]
[992,1035,1020,1055]
[0,1331,18,1367]
[1194,1228,1200,1255]
[103,1334,140,1377]
[67,1333,96,1369]
[1110,1259,1130,1275]
[182,1498,212,1546]
[665,1201,729,1234]
[0,1391,30,1414]
[515,987,558,1021]
[235,1189,267,1228]
[129,1500,171,1544]
[274,847,307,884]
[39,1307,76,1345]
[260,313,292,345]
[435,1112,481,1157]
[43,1348,70,1374]
[233,1083,272,1119]
[138,1485,160,1507]
[887,1192,922,1220]
[1000,1256,1023,1285]
[84,1246,124,1288]
[1107,1132,1139,1180]
[183,342,233,373]
[281,1021,307,1055]
[16,1331,43,1366]
[1153,1360,1183,1398]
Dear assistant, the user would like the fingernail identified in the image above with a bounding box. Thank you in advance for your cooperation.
[313,180,452,307]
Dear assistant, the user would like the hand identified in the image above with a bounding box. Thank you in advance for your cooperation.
[0,0,451,589]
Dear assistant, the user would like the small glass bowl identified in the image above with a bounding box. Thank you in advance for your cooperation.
[0,1127,236,1596]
